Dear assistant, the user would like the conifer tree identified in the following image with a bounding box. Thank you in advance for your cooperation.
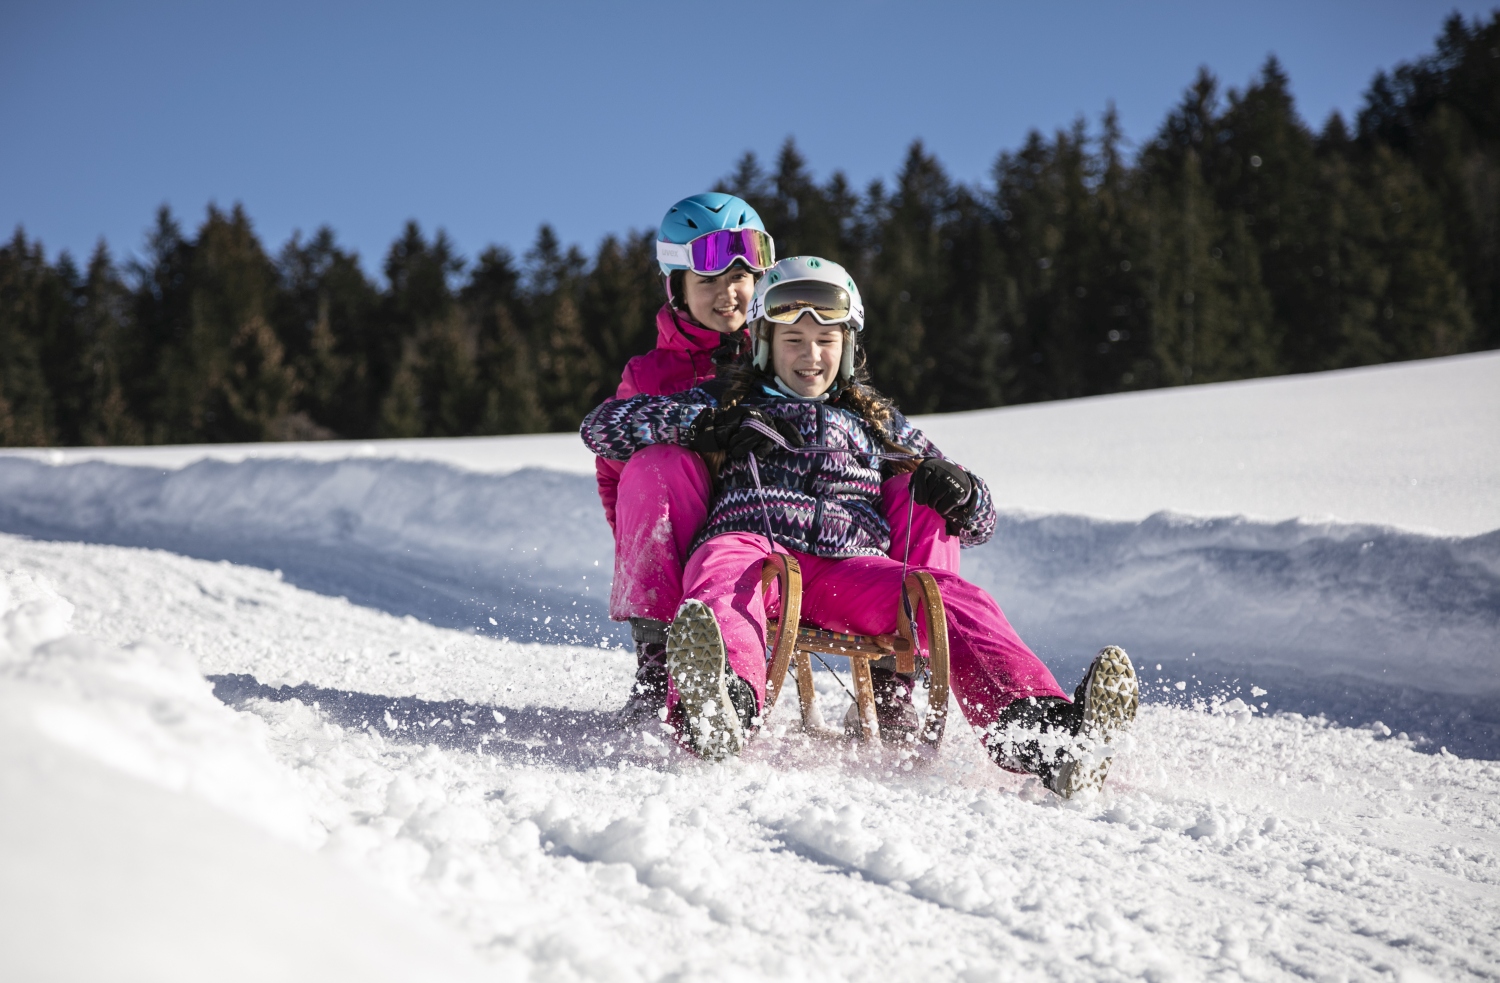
[1359,12,1500,345]
[0,229,61,444]
[464,246,546,434]
[76,242,144,445]
[275,228,379,438]
[376,222,464,437]
[1137,71,1276,384]
[523,225,601,431]
[579,232,658,403]
[862,142,955,410]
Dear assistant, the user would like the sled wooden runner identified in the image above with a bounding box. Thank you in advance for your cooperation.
[760,553,950,746]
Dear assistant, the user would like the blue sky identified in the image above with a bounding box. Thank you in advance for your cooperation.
[3,1,1494,276]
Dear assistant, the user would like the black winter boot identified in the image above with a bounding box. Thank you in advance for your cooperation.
[988,646,1138,798]
[617,618,669,725]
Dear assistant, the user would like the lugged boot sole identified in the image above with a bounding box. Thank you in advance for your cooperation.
[666,600,744,761]
[1053,645,1139,798]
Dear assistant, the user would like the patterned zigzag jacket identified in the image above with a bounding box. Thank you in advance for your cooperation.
[579,379,996,559]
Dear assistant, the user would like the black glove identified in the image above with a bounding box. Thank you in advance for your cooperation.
[688,405,805,459]
[910,457,975,525]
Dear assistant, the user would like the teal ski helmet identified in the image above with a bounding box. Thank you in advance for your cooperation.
[656,193,772,276]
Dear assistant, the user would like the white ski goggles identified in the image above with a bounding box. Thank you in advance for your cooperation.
[750,279,864,329]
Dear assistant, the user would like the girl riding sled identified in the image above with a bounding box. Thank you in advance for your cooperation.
[600,196,958,729]
[582,256,1139,797]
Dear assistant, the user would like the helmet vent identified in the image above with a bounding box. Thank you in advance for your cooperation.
[737,211,747,225]
[685,218,699,229]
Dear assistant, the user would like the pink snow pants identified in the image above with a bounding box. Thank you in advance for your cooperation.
[674,524,1067,733]
[610,451,957,624]
[609,445,713,623]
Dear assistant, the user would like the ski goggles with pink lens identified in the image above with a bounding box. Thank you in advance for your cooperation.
[656,228,775,275]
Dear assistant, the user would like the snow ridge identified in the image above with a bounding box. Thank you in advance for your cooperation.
[2,454,1496,754]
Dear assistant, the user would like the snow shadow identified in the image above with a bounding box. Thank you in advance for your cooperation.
[209,673,661,769]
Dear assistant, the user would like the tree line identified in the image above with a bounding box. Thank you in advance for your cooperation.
[2,13,1496,446]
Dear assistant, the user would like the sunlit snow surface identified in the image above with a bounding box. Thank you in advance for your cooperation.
[1,353,1498,981]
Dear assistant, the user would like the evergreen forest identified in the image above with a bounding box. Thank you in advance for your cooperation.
[2,14,1497,447]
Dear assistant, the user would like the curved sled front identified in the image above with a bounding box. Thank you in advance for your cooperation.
[763,559,950,746]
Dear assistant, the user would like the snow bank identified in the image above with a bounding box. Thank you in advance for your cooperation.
[2,447,1496,753]
[0,428,595,476]
[0,568,494,983]
[916,350,1500,537]
[0,456,617,641]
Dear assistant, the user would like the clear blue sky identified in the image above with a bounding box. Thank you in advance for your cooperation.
[3,1,1494,276]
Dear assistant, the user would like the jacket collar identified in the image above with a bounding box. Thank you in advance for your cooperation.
[655,304,726,353]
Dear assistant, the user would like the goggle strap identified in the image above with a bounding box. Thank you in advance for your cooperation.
[656,241,691,268]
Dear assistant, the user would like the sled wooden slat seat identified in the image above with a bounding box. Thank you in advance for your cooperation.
[760,553,950,746]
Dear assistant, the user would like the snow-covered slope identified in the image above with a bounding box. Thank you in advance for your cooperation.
[1,353,1497,980]
[2,542,1497,982]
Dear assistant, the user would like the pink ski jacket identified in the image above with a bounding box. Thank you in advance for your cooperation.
[594,304,737,529]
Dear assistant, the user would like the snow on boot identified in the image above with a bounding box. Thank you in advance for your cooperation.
[1049,645,1138,797]
[617,623,669,725]
[987,646,1138,799]
[666,600,748,761]
[842,667,920,743]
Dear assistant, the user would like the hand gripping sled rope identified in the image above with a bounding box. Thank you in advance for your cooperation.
[739,417,951,747]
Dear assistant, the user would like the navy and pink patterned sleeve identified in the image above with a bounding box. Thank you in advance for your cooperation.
[889,412,997,548]
[579,390,714,462]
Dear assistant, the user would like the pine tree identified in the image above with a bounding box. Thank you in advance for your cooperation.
[0,229,61,445]
[274,228,379,438]
[862,142,955,410]
[76,242,144,445]
[375,222,466,437]
[579,231,658,400]
[189,204,299,441]
[1358,12,1500,345]
[524,225,601,431]
[464,246,546,434]
[991,114,1147,403]
[1137,71,1277,385]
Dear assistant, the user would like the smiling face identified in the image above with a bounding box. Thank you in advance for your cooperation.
[680,264,757,333]
[769,314,844,398]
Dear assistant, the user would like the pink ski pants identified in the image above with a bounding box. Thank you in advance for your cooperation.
[609,444,957,623]
[675,531,1067,734]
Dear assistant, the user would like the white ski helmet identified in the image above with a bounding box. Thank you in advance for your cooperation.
[748,256,866,381]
